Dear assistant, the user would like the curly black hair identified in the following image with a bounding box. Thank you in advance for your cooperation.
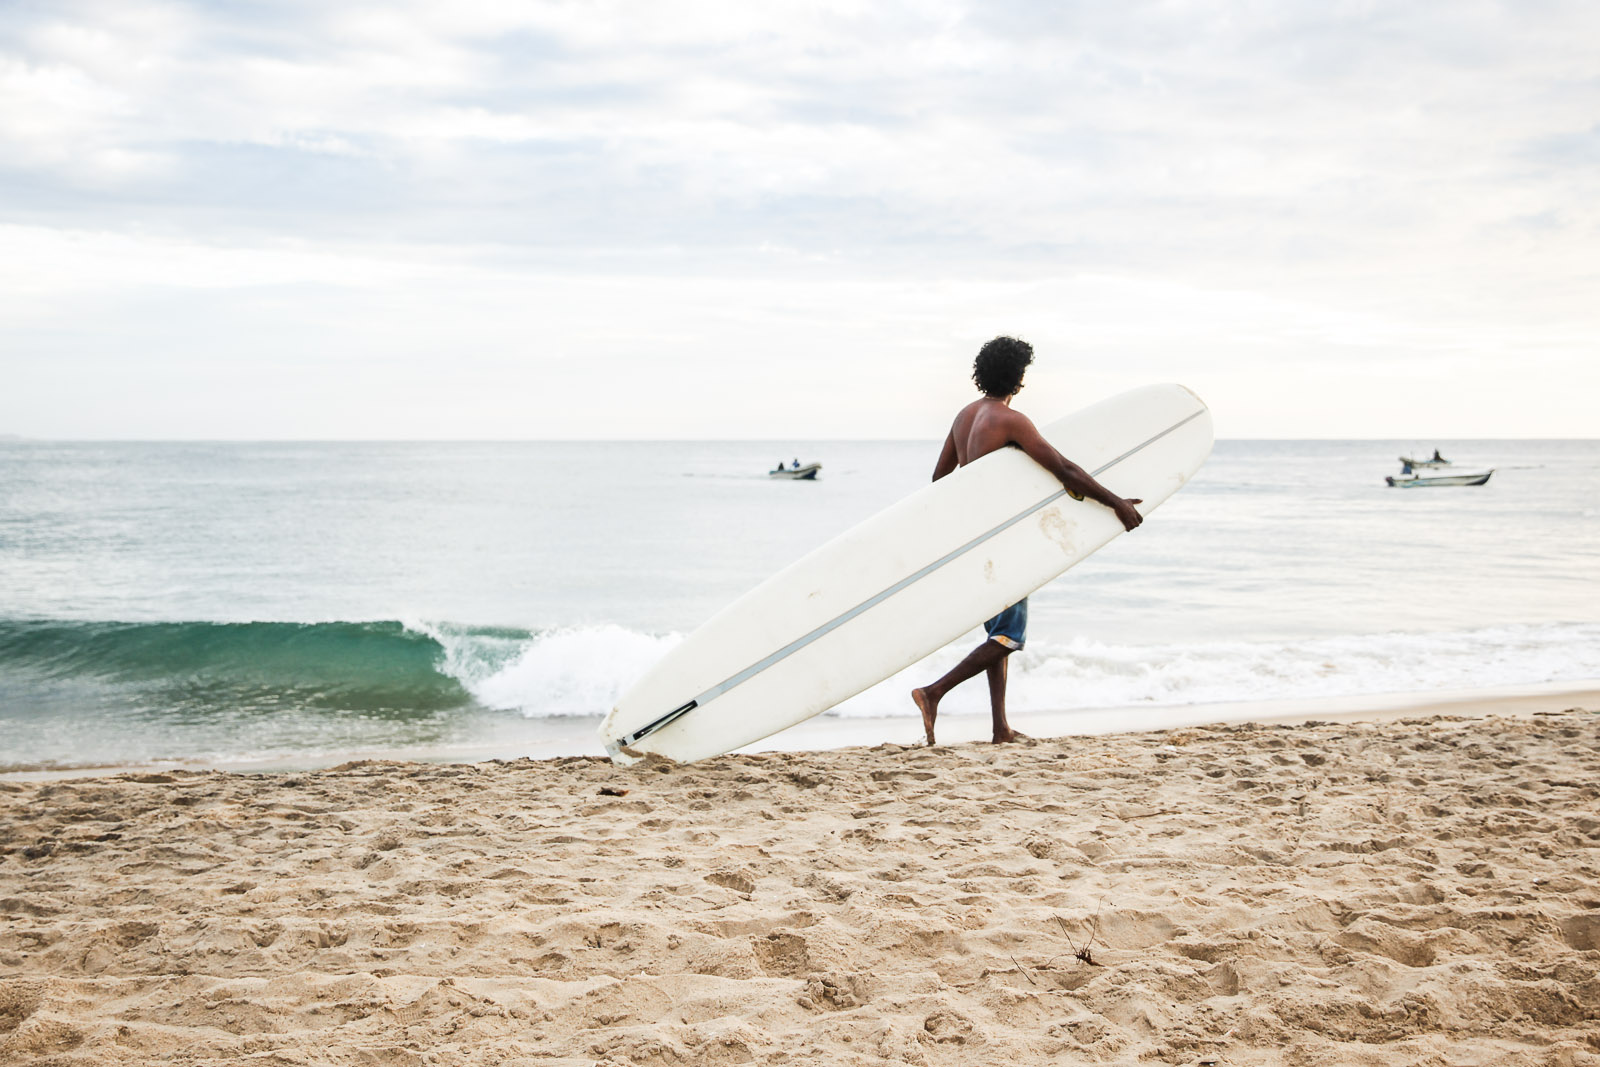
[971,336,1034,397]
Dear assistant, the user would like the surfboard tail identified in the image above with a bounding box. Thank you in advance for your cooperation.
[603,739,641,765]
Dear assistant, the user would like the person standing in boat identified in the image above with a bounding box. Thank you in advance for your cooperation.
[910,336,1145,746]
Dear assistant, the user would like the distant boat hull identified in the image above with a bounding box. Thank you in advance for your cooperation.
[770,463,822,480]
[1399,455,1451,468]
[1386,470,1493,488]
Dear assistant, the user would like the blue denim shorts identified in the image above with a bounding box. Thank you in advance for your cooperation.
[984,597,1028,651]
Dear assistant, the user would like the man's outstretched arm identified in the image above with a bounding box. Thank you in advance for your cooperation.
[1008,412,1144,531]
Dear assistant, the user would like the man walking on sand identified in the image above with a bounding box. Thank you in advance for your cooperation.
[911,336,1146,745]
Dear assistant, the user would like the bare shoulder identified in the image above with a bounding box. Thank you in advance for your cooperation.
[1000,405,1039,430]
[994,406,1056,464]
[955,397,989,421]
[990,404,1042,442]
[948,399,984,436]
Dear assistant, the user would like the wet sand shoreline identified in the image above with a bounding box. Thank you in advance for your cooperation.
[7,681,1597,781]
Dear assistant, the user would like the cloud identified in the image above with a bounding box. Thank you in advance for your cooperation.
[1,1,1597,436]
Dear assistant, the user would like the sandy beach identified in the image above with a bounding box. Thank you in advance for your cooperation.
[4,704,1600,1066]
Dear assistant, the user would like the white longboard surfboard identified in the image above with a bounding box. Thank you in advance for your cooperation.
[599,383,1213,763]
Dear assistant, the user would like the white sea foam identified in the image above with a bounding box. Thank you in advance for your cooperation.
[430,620,1600,721]
[458,624,683,718]
[830,621,1600,719]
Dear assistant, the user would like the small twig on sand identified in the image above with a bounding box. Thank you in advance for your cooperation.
[1010,953,1039,986]
[1055,900,1105,966]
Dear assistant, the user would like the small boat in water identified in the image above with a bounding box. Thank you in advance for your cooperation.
[770,462,822,480]
[1399,452,1451,469]
[1386,469,1493,488]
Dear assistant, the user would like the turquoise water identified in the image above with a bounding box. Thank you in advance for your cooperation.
[1,439,1597,770]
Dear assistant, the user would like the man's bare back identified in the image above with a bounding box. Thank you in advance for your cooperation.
[947,397,1025,466]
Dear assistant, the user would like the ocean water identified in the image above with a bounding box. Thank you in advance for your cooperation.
[1,438,1596,772]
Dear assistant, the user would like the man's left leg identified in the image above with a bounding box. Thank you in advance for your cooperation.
[986,652,1020,743]
[983,597,1026,743]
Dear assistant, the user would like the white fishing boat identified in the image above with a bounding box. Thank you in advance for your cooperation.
[1386,469,1493,488]
[1398,453,1451,469]
[769,462,821,480]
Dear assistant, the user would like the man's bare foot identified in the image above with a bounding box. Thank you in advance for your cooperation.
[911,688,938,745]
[992,728,1028,744]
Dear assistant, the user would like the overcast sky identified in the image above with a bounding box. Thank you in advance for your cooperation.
[2,1,1596,438]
